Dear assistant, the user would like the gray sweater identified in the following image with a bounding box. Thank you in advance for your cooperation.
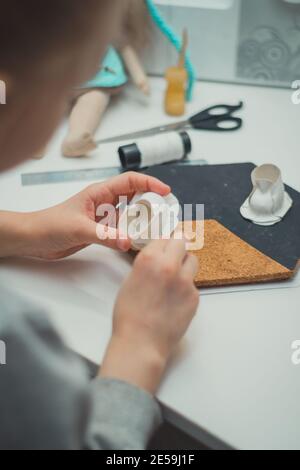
[0,286,162,450]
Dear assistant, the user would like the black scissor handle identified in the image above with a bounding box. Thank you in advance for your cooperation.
[194,116,243,132]
[189,101,244,130]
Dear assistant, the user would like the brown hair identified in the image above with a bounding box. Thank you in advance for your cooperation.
[0,0,114,75]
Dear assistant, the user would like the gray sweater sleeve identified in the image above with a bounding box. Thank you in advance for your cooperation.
[88,378,162,450]
[0,289,162,450]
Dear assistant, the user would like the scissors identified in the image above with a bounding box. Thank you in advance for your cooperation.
[96,101,244,146]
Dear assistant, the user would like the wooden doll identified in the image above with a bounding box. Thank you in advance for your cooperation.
[62,0,195,158]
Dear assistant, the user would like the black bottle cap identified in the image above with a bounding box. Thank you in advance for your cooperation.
[179,131,192,155]
[118,143,142,170]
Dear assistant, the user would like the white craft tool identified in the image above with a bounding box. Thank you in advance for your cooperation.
[119,192,180,251]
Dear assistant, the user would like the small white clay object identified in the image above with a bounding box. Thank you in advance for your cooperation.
[119,192,180,250]
[240,164,293,226]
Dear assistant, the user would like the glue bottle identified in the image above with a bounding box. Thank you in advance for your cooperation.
[118,131,192,170]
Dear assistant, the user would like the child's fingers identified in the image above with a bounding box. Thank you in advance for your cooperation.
[140,239,170,257]
[109,172,171,200]
[164,238,187,268]
[86,221,131,252]
[87,173,171,206]
[182,254,199,280]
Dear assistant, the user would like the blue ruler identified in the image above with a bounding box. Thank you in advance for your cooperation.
[21,159,208,186]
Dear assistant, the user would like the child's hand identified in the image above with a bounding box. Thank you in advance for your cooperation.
[3,173,170,260]
[100,239,199,394]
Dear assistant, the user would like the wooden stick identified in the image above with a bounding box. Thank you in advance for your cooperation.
[178,28,188,69]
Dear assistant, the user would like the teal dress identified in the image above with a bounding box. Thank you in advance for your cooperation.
[83,46,128,89]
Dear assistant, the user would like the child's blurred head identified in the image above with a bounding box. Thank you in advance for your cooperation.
[0,0,120,170]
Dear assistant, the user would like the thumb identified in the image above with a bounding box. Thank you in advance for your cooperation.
[86,220,131,252]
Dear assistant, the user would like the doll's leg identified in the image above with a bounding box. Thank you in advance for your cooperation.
[62,90,110,158]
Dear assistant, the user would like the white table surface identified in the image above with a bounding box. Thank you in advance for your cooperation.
[0,78,299,450]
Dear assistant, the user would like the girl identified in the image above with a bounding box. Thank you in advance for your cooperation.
[0,0,199,450]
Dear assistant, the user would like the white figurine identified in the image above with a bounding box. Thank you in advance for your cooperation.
[240,164,293,226]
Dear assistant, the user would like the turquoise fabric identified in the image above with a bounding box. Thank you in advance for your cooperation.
[83,47,128,89]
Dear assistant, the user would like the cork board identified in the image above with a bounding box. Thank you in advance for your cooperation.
[180,220,294,288]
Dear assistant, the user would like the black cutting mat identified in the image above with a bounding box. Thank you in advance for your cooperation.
[143,163,300,271]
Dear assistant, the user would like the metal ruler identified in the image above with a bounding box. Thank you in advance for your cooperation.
[21,159,208,186]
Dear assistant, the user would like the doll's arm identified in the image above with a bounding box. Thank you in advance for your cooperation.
[120,45,150,96]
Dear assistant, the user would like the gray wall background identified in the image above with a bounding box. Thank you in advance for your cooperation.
[144,0,300,88]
